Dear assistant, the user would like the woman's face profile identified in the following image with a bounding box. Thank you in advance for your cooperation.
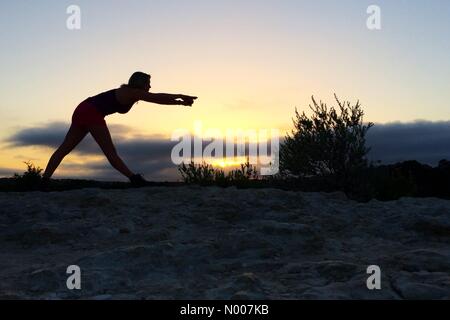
[144,80,151,92]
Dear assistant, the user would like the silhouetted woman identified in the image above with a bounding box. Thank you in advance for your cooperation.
[42,71,197,186]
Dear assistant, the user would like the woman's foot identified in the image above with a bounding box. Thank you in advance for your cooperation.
[129,173,148,187]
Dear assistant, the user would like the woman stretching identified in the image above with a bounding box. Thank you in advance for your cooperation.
[42,71,197,186]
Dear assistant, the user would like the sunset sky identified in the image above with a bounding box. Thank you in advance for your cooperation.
[1,0,450,181]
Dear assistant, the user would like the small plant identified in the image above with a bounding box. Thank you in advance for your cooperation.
[228,159,259,182]
[178,160,216,184]
[213,169,231,187]
[178,157,260,185]
[12,161,43,190]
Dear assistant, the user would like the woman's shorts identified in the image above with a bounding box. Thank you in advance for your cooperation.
[72,100,106,127]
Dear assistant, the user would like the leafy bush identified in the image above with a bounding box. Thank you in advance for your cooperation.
[280,94,374,190]
[12,161,43,190]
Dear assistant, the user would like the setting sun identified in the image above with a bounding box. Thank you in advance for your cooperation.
[209,157,249,169]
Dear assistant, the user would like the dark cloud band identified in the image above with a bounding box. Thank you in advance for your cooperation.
[3,120,450,180]
[366,120,450,165]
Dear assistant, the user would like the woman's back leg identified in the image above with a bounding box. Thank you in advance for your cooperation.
[42,124,89,178]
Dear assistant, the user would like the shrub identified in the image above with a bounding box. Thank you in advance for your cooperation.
[12,161,43,190]
[228,160,259,182]
[280,94,374,190]
[178,157,260,186]
[178,160,216,185]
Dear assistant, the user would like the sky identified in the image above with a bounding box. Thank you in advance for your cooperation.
[1,0,449,181]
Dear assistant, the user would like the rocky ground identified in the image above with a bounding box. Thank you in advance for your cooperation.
[0,185,449,299]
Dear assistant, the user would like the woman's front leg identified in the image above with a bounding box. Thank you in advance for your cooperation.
[89,124,134,179]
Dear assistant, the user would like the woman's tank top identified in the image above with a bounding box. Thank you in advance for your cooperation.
[85,89,134,116]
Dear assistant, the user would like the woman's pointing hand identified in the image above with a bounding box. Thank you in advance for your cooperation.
[179,95,198,107]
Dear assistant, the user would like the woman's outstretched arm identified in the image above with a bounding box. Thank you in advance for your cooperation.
[133,90,197,106]
[145,93,182,105]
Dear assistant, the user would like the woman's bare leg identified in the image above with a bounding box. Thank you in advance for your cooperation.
[89,124,134,179]
[42,124,89,178]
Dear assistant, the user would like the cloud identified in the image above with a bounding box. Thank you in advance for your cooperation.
[366,120,450,165]
[3,122,69,149]
[3,121,135,149]
[2,122,272,181]
[4,120,450,181]
[279,120,450,166]
[0,167,19,177]
[1,122,181,180]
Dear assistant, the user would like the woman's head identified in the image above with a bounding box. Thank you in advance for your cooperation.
[122,71,151,91]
